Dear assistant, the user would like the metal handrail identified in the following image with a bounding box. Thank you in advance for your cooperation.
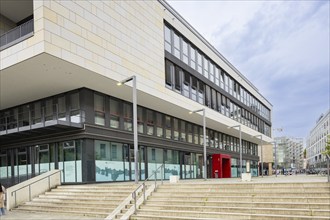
[10,170,61,207]
[0,19,34,49]
[132,163,164,214]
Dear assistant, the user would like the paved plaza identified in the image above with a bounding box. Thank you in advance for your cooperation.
[0,174,328,220]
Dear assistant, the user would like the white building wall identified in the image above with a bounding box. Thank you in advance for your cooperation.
[0,0,272,143]
[306,110,330,168]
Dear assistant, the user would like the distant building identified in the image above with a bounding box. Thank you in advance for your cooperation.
[306,110,330,169]
[274,137,304,171]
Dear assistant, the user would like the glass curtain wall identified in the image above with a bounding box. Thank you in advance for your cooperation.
[147,147,163,180]
[164,149,179,179]
[58,140,82,183]
[95,140,125,182]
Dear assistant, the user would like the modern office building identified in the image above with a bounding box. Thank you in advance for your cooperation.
[274,137,304,172]
[0,0,272,187]
[306,110,330,169]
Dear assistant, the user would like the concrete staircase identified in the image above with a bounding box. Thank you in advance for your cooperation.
[14,183,137,218]
[130,182,330,220]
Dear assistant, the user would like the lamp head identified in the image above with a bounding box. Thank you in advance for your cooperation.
[117,82,122,86]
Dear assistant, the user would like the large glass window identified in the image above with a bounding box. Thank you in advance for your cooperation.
[180,120,186,142]
[137,107,144,134]
[187,123,193,143]
[173,118,179,141]
[165,60,174,88]
[110,98,120,129]
[173,32,180,59]
[174,66,182,92]
[182,39,188,64]
[148,147,163,180]
[198,81,204,105]
[123,103,132,131]
[165,115,172,139]
[182,71,190,98]
[95,141,124,182]
[94,94,105,126]
[156,113,163,138]
[164,149,179,179]
[58,140,82,183]
[164,25,171,52]
[70,92,81,123]
[197,51,202,74]
[31,101,42,125]
[205,85,211,108]
[146,109,154,135]
[57,96,66,121]
[190,46,196,69]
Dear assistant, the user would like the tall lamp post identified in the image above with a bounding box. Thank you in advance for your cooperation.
[228,125,242,177]
[253,134,263,177]
[189,108,206,180]
[117,75,138,184]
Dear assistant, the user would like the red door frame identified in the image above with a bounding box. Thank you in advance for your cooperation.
[212,154,231,178]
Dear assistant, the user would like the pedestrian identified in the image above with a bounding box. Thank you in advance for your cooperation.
[0,183,5,216]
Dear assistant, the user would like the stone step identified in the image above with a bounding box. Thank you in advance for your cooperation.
[134,209,330,219]
[50,189,134,195]
[145,200,330,209]
[15,206,108,218]
[130,213,330,220]
[130,213,329,220]
[147,196,330,203]
[19,203,113,213]
[33,197,126,206]
[26,201,119,209]
[155,187,330,193]
[159,182,330,188]
[150,192,330,198]
[139,204,330,216]
[44,191,128,198]
[39,194,123,201]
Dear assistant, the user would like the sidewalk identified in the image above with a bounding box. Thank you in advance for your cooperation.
[1,174,328,220]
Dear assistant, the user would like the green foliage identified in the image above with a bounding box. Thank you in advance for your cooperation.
[303,148,307,159]
[322,135,330,159]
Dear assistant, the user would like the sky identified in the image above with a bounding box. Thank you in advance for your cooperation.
[167,0,330,140]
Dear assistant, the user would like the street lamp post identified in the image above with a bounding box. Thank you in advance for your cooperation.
[117,75,138,184]
[253,135,263,177]
[189,108,206,180]
[228,125,242,177]
[274,141,278,177]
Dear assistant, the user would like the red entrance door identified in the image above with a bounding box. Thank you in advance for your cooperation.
[212,154,231,178]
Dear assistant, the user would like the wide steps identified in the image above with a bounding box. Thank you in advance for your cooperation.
[15,206,108,218]
[139,204,330,216]
[14,183,137,218]
[145,200,330,209]
[132,182,330,220]
[132,209,330,220]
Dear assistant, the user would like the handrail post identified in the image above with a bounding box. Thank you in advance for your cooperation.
[29,185,31,201]
[143,182,146,204]
[133,191,137,214]
[161,164,163,185]
[154,170,157,192]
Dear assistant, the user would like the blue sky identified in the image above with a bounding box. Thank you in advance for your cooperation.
[168,0,330,140]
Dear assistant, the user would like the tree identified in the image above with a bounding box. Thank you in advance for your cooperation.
[321,135,330,182]
[322,135,330,158]
[303,149,307,159]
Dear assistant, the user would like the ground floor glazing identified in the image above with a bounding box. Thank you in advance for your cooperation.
[0,138,259,187]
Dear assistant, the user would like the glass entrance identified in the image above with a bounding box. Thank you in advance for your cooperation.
[123,144,146,181]
[58,140,82,183]
[181,152,197,179]
[34,144,55,175]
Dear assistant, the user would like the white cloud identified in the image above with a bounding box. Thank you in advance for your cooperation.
[167,0,330,138]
